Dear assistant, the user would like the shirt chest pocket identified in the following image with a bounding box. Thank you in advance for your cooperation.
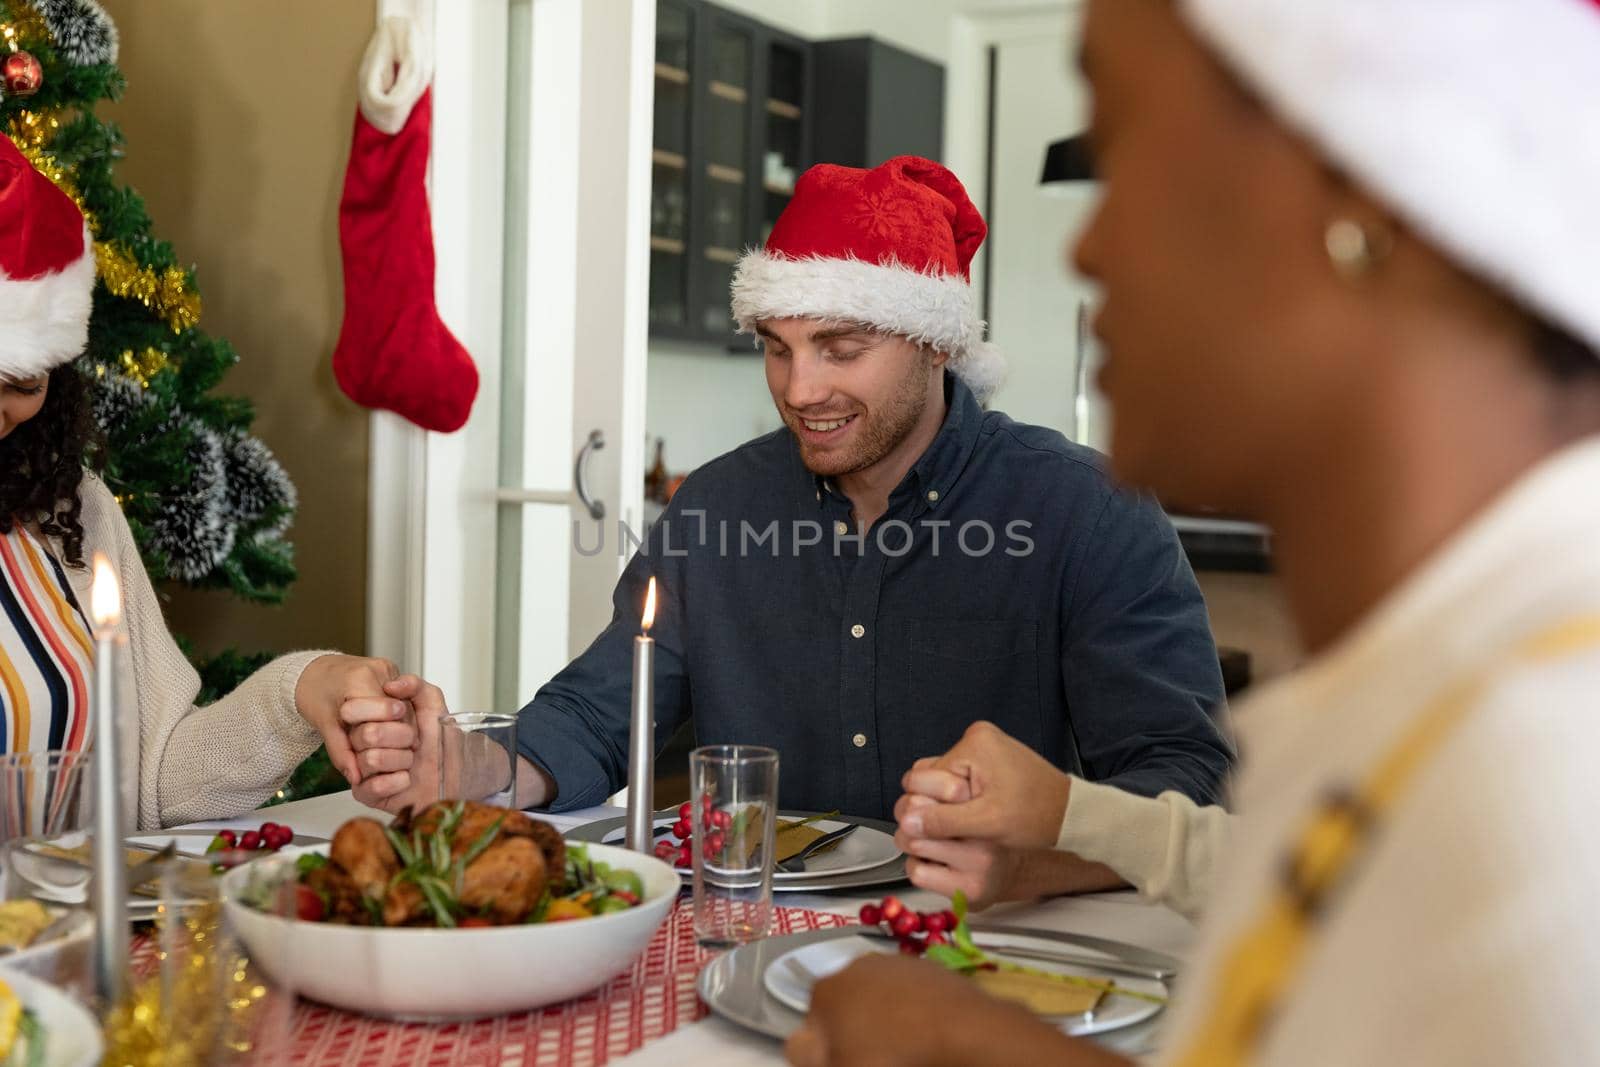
[900,619,1043,750]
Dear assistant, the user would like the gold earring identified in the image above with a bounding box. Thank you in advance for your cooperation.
[1325,218,1391,280]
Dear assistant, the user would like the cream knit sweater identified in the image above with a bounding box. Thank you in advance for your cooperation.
[51,474,330,830]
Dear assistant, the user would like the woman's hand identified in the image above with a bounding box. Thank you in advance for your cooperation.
[293,655,406,787]
[785,954,1131,1067]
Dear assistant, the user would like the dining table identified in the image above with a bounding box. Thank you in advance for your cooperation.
[171,791,1199,1067]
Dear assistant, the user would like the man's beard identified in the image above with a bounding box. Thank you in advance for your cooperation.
[789,357,932,478]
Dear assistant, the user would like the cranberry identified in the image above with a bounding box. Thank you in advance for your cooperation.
[239,830,261,851]
[859,903,882,926]
[677,843,693,867]
[925,931,949,947]
[711,809,732,831]
[891,911,920,938]
[898,939,921,955]
[880,896,906,923]
[941,910,959,931]
[706,830,726,853]
[653,840,676,860]
[672,819,692,840]
[259,821,279,836]
[216,829,237,848]
[922,912,948,935]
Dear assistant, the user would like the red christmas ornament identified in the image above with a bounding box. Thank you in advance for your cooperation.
[2,50,43,98]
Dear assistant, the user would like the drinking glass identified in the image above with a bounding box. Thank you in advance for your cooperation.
[437,712,519,806]
[689,745,778,946]
[0,750,95,991]
[1,750,96,899]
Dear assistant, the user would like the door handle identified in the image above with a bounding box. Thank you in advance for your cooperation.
[574,429,606,521]
[1074,300,1093,446]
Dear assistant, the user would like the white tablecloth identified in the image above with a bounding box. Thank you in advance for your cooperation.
[182,791,1198,1065]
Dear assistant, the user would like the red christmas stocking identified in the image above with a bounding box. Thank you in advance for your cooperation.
[332,15,478,434]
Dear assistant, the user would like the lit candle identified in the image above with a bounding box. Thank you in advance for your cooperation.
[89,553,128,1006]
[625,577,657,852]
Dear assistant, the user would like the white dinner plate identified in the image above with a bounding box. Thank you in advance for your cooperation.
[597,817,900,881]
[0,965,104,1066]
[10,830,325,919]
[761,932,1166,1037]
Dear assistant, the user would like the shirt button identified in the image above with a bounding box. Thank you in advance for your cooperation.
[850,623,865,639]
[852,733,867,749]
[834,520,849,536]
[927,489,940,503]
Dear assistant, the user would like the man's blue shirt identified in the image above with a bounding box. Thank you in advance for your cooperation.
[520,378,1233,819]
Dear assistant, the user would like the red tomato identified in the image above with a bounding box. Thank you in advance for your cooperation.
[293,884,325,922]
[459,917,495,928]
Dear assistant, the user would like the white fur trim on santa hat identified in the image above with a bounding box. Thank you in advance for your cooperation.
[731,250,1007,403]
[0,223,95,380]
[358,14,431,135]
[1179,0,1600,354]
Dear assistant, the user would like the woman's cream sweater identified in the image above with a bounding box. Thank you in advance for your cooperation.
[51,474,331,829]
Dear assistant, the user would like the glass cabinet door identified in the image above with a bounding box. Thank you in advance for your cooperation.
[698,20,752,336]
[650,2,693,329]
[762,41,805,245]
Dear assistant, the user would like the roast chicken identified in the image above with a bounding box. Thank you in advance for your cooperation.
[309,801,566,926]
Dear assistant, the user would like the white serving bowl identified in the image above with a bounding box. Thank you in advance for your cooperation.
[221,842,678,1020]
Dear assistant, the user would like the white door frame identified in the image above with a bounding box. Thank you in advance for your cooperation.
[366,0,652,711]
[945,3,1082,304]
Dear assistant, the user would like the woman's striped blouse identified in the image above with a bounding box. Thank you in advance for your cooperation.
[0,523,94,755]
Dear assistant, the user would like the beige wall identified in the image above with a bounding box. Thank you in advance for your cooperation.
[99,1,373,658]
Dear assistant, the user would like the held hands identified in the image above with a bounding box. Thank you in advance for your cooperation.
[896,721,1072,847]
[894,722,1101,907]
[347,674,449,813]
[293,655,407,787]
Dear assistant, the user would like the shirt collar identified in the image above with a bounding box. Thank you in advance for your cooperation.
[802,375,985,512]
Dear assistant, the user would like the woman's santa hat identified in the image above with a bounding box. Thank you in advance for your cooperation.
[731,155,1005,403]
[0,137,95,380]
[1177,0,1600,353]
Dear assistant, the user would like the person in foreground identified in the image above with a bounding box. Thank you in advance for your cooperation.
[353,156,1234,825]
[0,137,425,829]
[788,0,1600,1064]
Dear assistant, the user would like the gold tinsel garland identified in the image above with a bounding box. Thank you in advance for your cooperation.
[0,2,51,50]
[6,118,204,334]
[99,903,278,1066]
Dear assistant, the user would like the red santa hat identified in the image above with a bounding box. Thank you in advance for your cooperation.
[0,137,95,380]
[1177,0,1600,353]
[731,156,1006,403]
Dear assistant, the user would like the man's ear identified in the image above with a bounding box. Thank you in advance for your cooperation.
[928,345,952,369]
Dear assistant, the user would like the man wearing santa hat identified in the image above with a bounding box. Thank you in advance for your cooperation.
[354,156,1233,847]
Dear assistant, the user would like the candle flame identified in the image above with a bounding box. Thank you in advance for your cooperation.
[642,577,657,633]
[91,553,121,629]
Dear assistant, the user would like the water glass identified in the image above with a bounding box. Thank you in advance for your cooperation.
[1,750,95,899]
[689,745,778,946]
[437,712,519,806]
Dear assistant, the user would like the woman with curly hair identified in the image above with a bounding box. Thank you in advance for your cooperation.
[1,136,422,829]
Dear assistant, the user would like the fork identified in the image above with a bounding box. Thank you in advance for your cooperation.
[777,823,859,873]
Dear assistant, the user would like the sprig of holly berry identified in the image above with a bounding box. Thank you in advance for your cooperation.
[859,895,961,954]
[206,821,295,871]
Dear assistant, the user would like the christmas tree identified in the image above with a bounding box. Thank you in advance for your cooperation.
[2,5,299,689]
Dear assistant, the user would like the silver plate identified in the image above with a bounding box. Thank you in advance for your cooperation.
[564,811,908,893]
[698,924,1180,1043]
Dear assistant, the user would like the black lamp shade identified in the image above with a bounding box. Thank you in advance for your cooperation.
[1040,134,1096,184]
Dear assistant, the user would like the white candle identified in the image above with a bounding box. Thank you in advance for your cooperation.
[89,553,128,1006]
[626,577,658,852]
